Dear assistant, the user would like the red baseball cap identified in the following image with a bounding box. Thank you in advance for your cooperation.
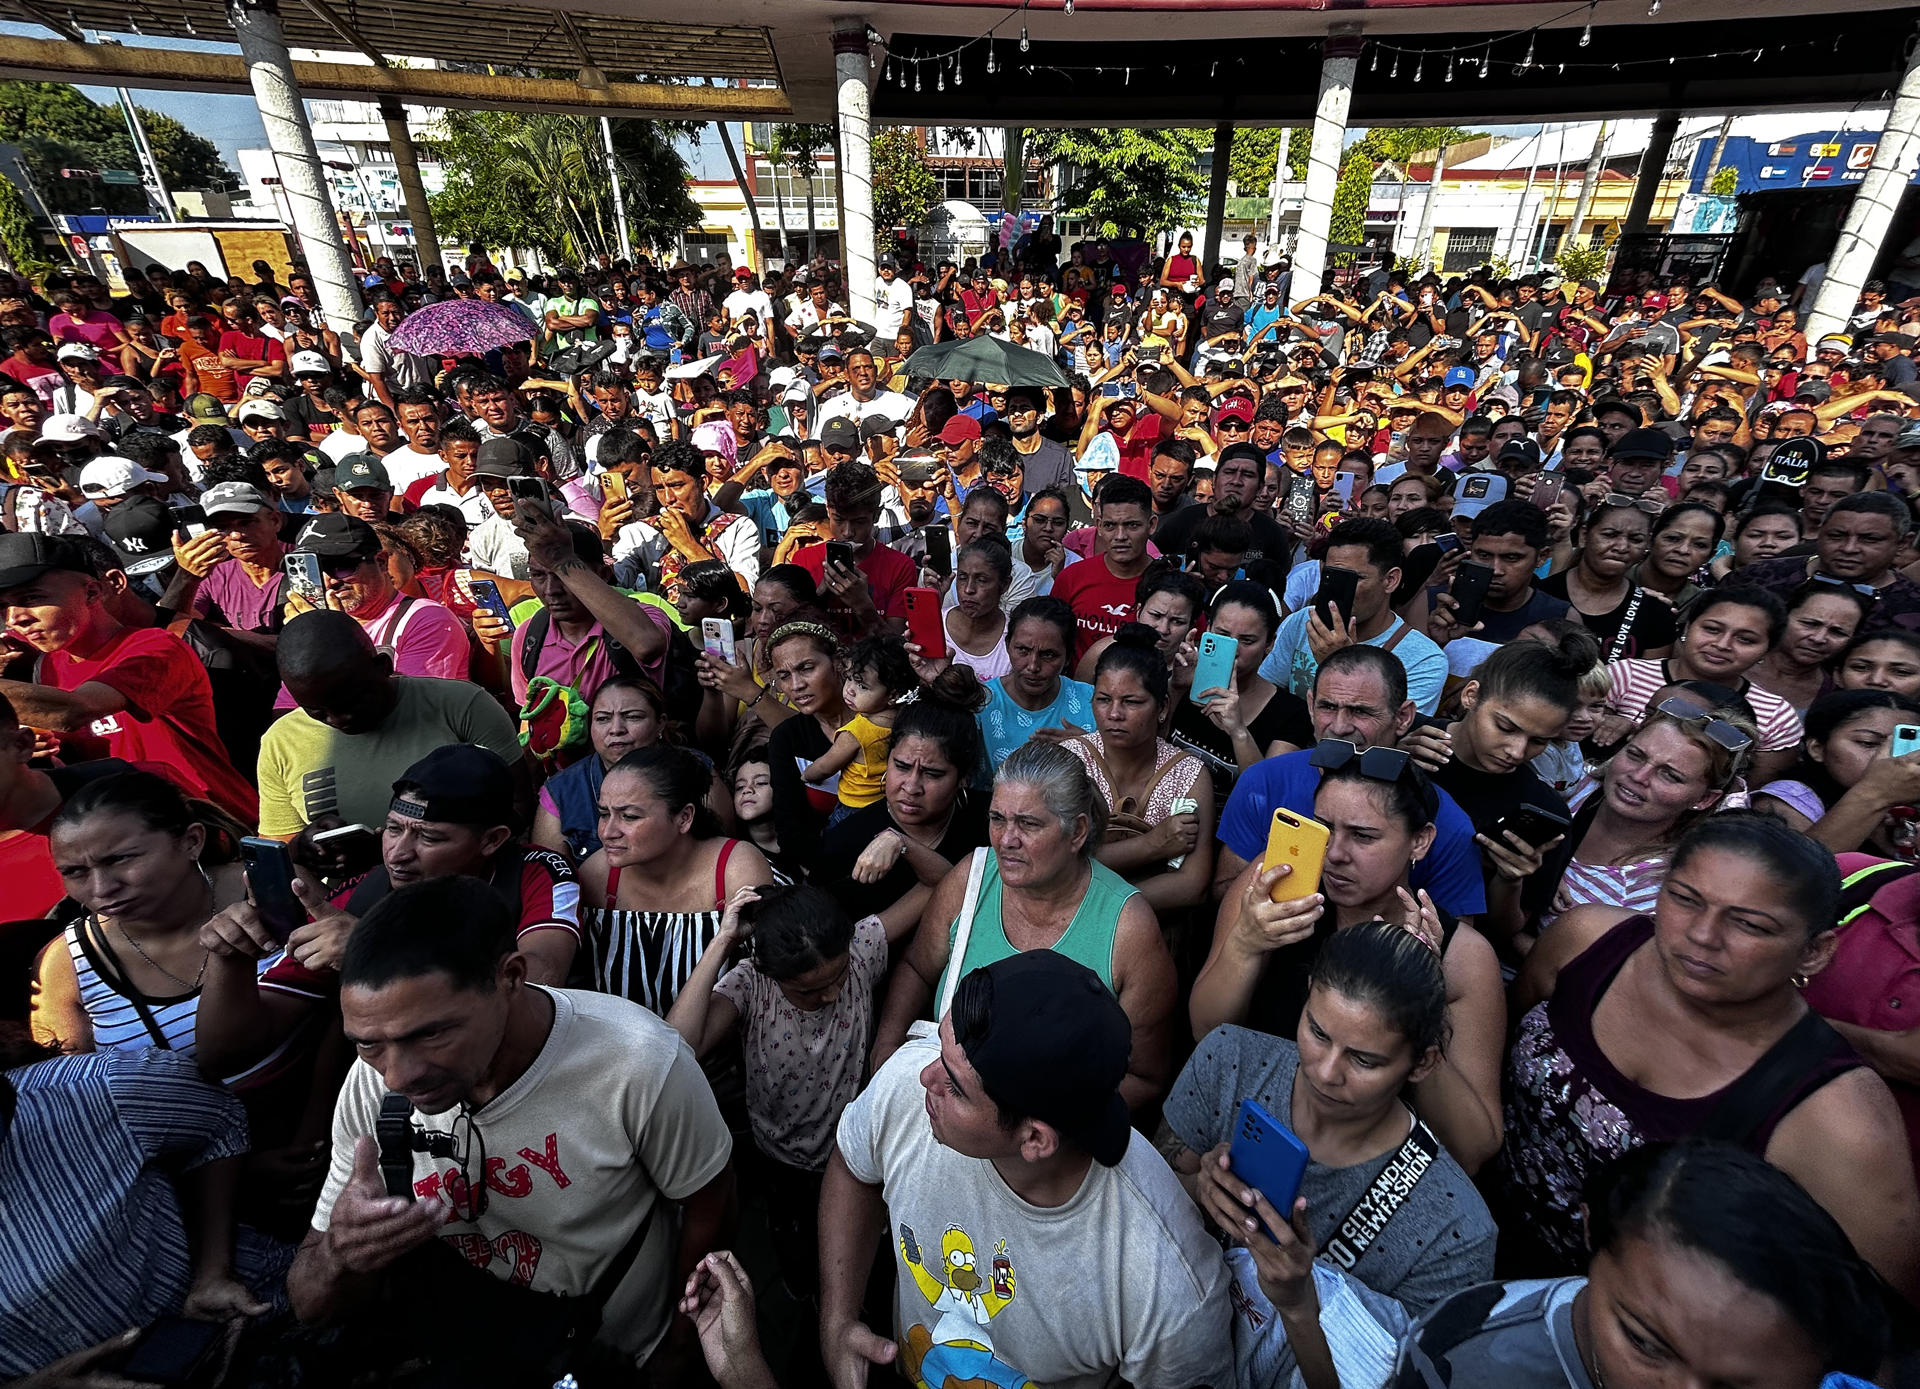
[1213,400,1255,428]
[938,415,983,445]
[1640,291,1669,309]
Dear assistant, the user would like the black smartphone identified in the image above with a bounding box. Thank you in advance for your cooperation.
[469,578,514,632]
[310,822,382,874]
[240,836,303,942]
[118,1315,223,1385]
[1448,561,1495,630]
[1494,803,1573,849]
[1314,566,1361,629]
[170,503,208,539]
[509,475,555,510]
[825,539,855,572]
[924,524,951,578]
[1434,533,1462,555]
[377,1092,416,1200]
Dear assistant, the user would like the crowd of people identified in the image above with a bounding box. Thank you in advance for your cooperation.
[4,229,1920,1389]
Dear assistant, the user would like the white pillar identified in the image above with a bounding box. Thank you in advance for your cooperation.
[1412,144,1445,268]
[380,98,440,273]
[1807,32,1920,343]
[833,19,877,324]
[227,0,361,331]
[601,117,632,261]
[1293,24,1362,303]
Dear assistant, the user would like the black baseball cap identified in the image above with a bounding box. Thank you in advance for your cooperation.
[103,496,178,577]
[390,744,515,828]
[335,453,394,492]
[1610,427,1676,462]
[472,437,532,479]
[820,417,861,453]
[1496,439,1543,470]
[958,951,1132,1167]
[0,531,92,589]
[291,512,382,560]
[858,414,898,442]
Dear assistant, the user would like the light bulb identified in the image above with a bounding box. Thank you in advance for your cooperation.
[1370,46,1378,71]
[1479,50,1490,77]
[1520,33,1535,69]
[1064,0,1073,13]
[1019,25,1029,51]
[1446,55,1456,81]
[915,64,922,91]
[1579,19,1592,46]
[954,57,962,85]
[1390,52,1400,77]
[936,63,944,90]
[1647,0,1661,14]
[986,43,996,74]
[1413,54,1424,81]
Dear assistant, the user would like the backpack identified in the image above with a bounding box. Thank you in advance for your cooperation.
[514,604,702,765]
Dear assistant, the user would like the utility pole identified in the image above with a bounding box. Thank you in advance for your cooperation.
[601,117,632,260]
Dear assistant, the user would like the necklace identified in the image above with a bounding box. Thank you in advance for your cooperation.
[117,920,208,991]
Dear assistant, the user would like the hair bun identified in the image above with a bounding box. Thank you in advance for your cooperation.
[1111,621,1161,654]
[926,663,988,713]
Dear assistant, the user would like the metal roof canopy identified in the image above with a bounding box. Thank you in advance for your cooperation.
[874,10,1913,126]
[0,0,783,84]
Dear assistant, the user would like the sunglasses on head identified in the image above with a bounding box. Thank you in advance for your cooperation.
[1309,738,1440,816]
[1603,493,1666,515]
[1652,696,1753,756]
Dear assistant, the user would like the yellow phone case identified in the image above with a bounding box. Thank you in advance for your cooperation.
[1262,808,1329,903]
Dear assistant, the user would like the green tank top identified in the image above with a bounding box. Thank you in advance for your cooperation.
[933,849,1136,1009]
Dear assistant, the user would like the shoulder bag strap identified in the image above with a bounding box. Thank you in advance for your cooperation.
[80,913,173,1051]
[935,848,990,1021]
[1319,1116,1443,1271]
[1378,618,1412,655]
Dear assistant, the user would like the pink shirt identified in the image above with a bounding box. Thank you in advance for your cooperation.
[506,599,672,706]
[49,309,123,351]
[274,590,470,707]
[1604,656,1804,753]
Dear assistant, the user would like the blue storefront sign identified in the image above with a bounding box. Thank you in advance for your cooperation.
[1691,133,1920,195]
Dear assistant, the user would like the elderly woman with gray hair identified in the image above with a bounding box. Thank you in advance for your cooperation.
[870,739,1177,1109]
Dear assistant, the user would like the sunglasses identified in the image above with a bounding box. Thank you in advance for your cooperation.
[319,553,372,578]
[1809,573,1876,597]
[1603,493,1666,515]
[1309,738,1440,816]
[1653,696,1753,756]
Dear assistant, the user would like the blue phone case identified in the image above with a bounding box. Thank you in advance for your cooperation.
[1191,631,1235,705]
[1895,724,1920,760]
[1228,1098,1311,1239]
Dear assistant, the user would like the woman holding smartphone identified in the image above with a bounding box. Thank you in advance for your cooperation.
[1751,689,1920,854]
[1168,581,1312,796]
[1192,753,1506,1172]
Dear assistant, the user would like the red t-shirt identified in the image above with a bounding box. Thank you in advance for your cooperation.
[793,541,916,639]
[1114,414,1171,481]
[38,625,258,823]
[216,329,286,391]
[1051,554,1145,661]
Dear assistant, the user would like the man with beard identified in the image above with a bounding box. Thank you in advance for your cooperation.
[1147,444,1293,571]
[1002,385,1075,496]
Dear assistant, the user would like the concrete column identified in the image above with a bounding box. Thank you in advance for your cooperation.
[1293,24,1362,302]
[832,19,876,323]
[1807,34,1920,343]
[1623,108,1680,236]
[601,116,632,261]
[1412,144,1445,269]
[228,0,360,330]
[379,98,440,273]
[1202,121,1232,278]
[1566,122,1608,248]
[1003,125,1024,216]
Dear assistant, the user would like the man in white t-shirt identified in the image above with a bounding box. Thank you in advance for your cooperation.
[874,255,915,338]
[722,268,775,337]
[822,951,1233,1389]
[291,873,734,1373]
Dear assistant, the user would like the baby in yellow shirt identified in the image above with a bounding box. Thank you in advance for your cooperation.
[802,635,917,816]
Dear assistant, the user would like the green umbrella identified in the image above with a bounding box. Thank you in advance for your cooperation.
[903,335,1071,389]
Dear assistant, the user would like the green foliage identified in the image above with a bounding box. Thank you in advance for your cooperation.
[429,109,697,264]
[0,81,235,216]
[1352,127,1477,168]
[872,128,936,255]
[1330,150,1372,247]
[1555,240,1611,282]
[1707,165,1738,196]
[1024,127,1207,237]
[0,172,47,276]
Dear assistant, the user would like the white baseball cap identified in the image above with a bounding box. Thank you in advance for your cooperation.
[41,413,104,444]
[236,399,287,424]
[78,455,167,498]
[289,349,332,377]
[54,340,99,362]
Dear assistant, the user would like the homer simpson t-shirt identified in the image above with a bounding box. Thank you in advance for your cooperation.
[312,988,731,1365]
[835,1035,1234,1389]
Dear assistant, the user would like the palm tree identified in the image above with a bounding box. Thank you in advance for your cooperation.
[771,123,834,263]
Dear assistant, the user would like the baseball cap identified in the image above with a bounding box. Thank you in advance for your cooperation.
[1640,291,1670,309]
[390,745,515,829]
[1212,399,1255,428]
[102,496,177,577]
[235,399,286,424]
[1451,471,1510,520]
[734,265,754,278]
[820,417,862,454]
[472,437,532,479]
[858,414,899,442]
[447,272,473,288]
[361,273,387,290]
[781,383,812,408]
[1610,427,1676,461]
[185,394,231,426]
[878,255,898,270]
[937,415,982,446]
[54,340,99,362]
[1815,334,1852,356]
[1898,423,1920,452]
[335,453,393,492]
[818,344,845,364]
[1495,439,1543,471]
[41,413,104,444]
[957,951,1132,1167]
[768,366,800,391]
[0,531,91,590]
[78,455,167,498]
[201,480,271,517]
[290,512,382,559]
[1870,332,1908,348]
[1792,380,1834,404]
[289,349,332,377]
[1443,366,1477,390]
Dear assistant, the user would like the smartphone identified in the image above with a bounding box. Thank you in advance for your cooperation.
[376,1092,416,1200]
[469,578,513,633]
[924,523,952,578]
[701,616,736,663]
[1493,803,1573,850]
[1448,560,1496,630]
[601,469,627,504]
[1333,470,1357,506]
[310,822,381,874]
[282,550,325,604]
[1229,1098,1312,1240]
[1433,532,1462,556]
[825,539,856,572]
[905,586,946,657]
[900,1223,923,1265]
[1894,724,1920,760]
[1261,807,1329,903]
[509,475,555,510]
[1529,469,1565,509]
[1191,631,1236,704]
[170,503,208,539]
[1284,474,1316,530]
[240,835,303,942]
[117,1315,224,1385]
[1314,566,1361,630]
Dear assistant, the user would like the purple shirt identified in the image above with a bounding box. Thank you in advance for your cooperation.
[193,558,284,631]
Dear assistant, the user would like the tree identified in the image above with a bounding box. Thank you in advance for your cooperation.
[1228,128,1310,193]
[429,109,697,264]
[770,124,833,261]
[1330,149,1372,248]
[0,81,235,216]
[1707,164,1738,196]
[1353,126,1478,169]
[1025,127,1207,238]
[872,128,936,257]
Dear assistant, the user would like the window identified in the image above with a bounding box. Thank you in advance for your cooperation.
[1443,228,1498,272]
